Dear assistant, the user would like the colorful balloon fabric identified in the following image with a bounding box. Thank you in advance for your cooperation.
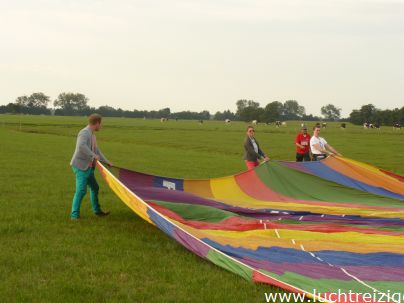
[97,157,404,303]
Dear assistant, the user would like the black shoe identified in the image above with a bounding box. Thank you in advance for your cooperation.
[95,211,110,217]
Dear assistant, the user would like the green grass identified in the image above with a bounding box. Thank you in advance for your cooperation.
[0,115,403,302]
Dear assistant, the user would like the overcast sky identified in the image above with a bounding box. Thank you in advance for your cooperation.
[0,0,403,117]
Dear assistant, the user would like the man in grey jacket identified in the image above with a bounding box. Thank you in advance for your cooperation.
[70,114,112,220]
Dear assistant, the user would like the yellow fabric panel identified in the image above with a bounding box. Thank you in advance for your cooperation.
[100,164,154,225]
[175,222,404,254]
[184,179,214,198]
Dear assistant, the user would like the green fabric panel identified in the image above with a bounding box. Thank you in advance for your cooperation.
[151,200,242,223]
[259,270,381,296]
[206,249,253,281]
[367,281,404,298]
[255,162,403,208]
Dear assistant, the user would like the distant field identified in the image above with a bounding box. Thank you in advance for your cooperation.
[0,114,403,302]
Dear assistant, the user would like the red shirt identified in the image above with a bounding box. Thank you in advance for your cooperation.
[294,133,311,154]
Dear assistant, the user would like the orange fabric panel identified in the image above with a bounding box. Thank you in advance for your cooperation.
[324,157,404,195]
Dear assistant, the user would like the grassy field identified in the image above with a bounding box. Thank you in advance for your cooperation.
[0,114,403,303]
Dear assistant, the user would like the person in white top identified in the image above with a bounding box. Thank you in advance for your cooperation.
[310,125,342,161]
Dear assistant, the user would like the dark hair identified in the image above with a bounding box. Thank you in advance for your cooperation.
[89,113,102,125]
[313,125,321,130]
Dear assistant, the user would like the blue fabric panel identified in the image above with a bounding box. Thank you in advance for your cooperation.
[202,239,404,267]
[298,162,404,200]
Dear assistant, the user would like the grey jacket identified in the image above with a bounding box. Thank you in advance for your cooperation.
[243,136,266,161]
[70,126,108,170]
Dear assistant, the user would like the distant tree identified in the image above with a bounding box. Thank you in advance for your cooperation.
[399,106,404,124]
[374,109,391,125]
[198,110,211,120]
[236,99,262,121]
[236,99,248,114]
[249,107,264,122]
[261,101,283,122]
[223,110,236,120]
[54,93,89,115]
[321,104,341,121]
[15,95,29,106]
[349,104,381,125]
[169,110,210,120]
[349,110,363,125]
[213,110,236,121]
[28,92,50,107]
[360,104,377,123]
[283,100,305,119]
[391,108,401,124]
[15,92,50,108]
[302,114,321,121]
[132,109,148,118]
[2,103,22,114]
[158,107,171,117]
[97,105,119,117]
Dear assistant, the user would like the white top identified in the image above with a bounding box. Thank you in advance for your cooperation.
[310,136,327,155]
[250,138,259,154]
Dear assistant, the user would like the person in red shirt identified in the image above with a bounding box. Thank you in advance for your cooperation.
[294,125,311,162]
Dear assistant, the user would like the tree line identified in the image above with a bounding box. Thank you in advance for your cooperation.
[234,99,336,122]
[0,92,402,125]
[0,92,211,120]
[349,104,404,126]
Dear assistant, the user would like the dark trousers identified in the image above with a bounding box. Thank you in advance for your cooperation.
[296,152,311,162]
[312,154,327,161]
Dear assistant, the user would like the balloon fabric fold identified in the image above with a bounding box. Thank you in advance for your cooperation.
[97,157,404,303]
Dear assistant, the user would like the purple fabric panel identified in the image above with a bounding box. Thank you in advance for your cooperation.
[292,215,404,227]
[342,265,404,281]
[173,228,210,258]
[119,168,154,188]
[131,186,223,207]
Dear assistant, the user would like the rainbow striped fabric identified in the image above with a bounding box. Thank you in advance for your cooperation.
[97,157,404,303]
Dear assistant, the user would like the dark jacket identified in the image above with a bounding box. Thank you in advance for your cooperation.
[243,136,266,161]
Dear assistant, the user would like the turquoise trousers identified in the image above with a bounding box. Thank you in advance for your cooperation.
[71,167,101,219]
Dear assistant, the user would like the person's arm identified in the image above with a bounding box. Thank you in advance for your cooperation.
[258,147,265,158]
[262,153,270,161]
[258,148,270,161]
[325,144,342,156]
[96,146,110,164]
[256,140,270,161]
[294,135,304,149]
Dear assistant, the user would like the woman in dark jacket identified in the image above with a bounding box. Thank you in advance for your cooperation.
[244,125,270,170]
